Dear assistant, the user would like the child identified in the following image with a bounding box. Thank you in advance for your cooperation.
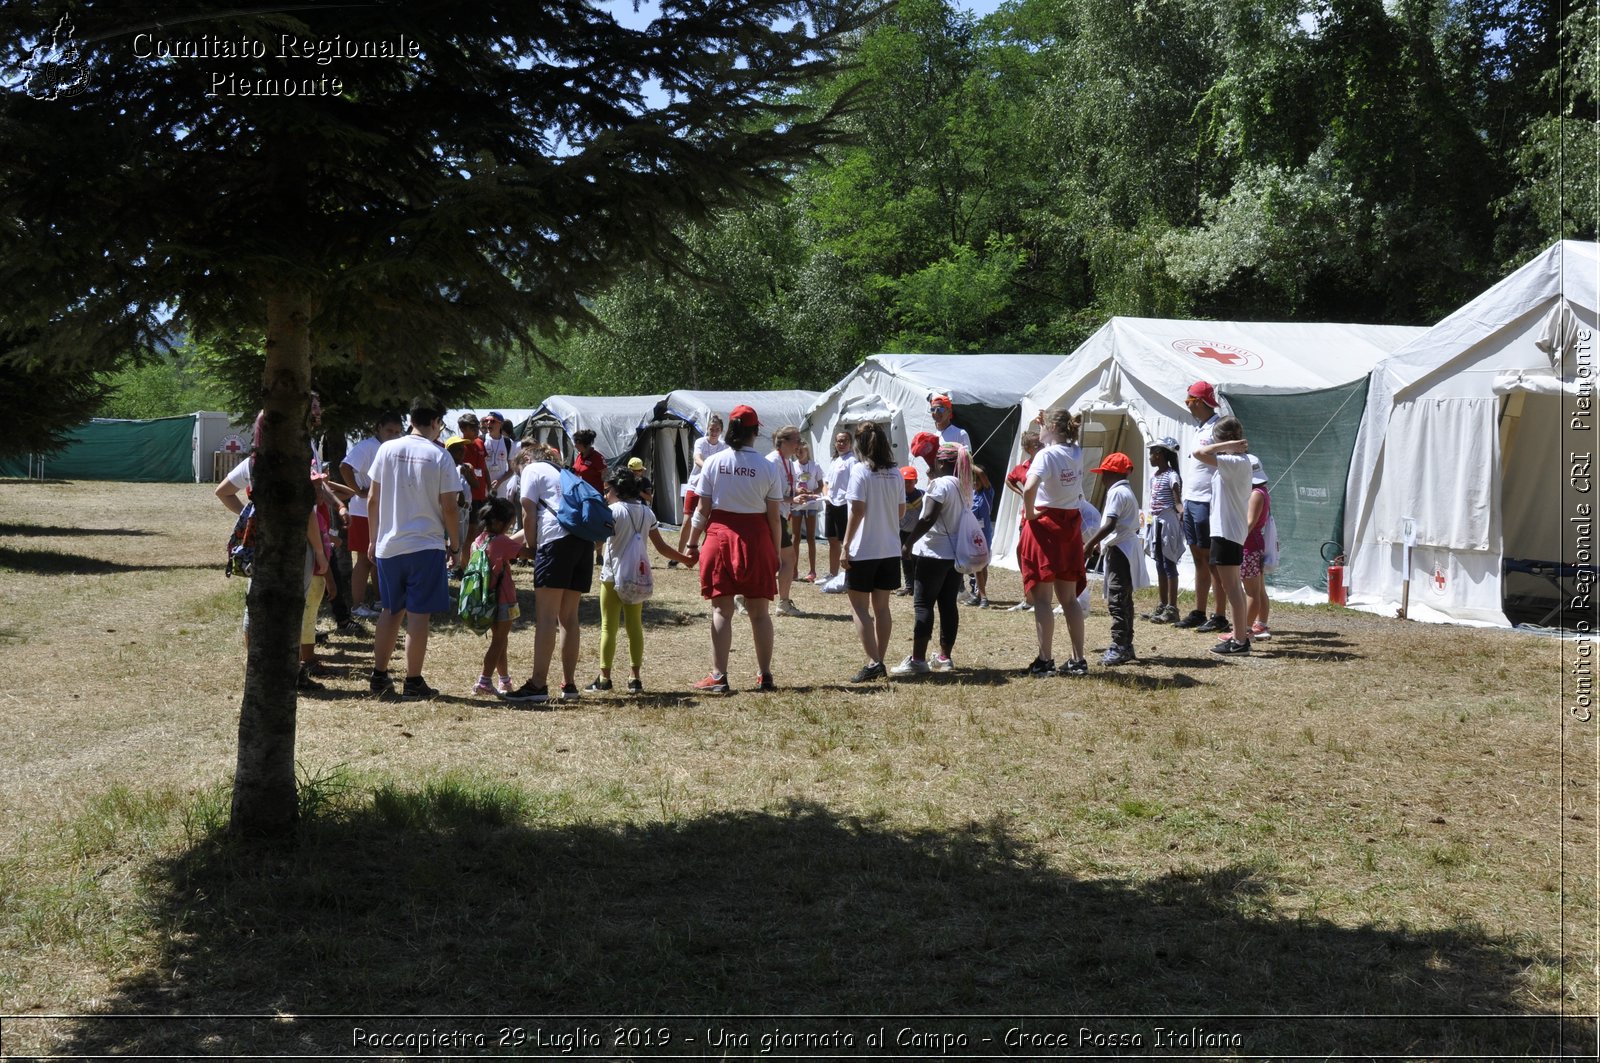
[444,435,473,578]
[792,440,824,582]
[962,465,995,608]
[1193,417,1253,655]
[1145,437,1184,623]
[590,468,694,694]
[1242,455,1272,640]
[1083,452,1147,665]
[470,496,526,696]
[897,465,924,595]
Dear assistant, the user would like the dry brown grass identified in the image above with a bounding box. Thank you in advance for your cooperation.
[0,479,1594,1058]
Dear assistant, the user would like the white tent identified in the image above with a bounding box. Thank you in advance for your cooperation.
[523,395,658,464]
[644,389,822,523]
[442,407,540,439]
[801,354,1062,484]
[990,318,1427,579]
[1344,241,1600,627]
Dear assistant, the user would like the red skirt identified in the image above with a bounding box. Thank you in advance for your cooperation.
[700,509,778,600]
[1018,506,1086,594]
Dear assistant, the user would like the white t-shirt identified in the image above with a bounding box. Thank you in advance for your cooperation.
[482,433,518,490]
[846,463,905,560]
[794,458,824,512]
[910,475,965,560]
[766,450,798,518]
[1030,443,1083,509]
[689,436,729,493]
[1184,414,1221,503]
[342,436,381,518]
[223,455,253,494]
[1211,453,1253,544]
[1099,479,1140,550]
[825,453,856,506]
[519,461,567,549]
[699,447,782,514]
[939,423,972,451]
[368,434,459,559]
[602,499,657,583]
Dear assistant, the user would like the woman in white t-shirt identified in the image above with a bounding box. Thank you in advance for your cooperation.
[791,439,824,583]
[892,441,972,675]
[821,429,855,579]
[676,414,727,561]
[841,422,906,683]
[1193,416,1254,656]
[683,405,783,693]
[1019,408,1089,677]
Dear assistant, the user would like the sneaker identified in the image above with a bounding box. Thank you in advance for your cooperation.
[1100,647,1135,666]
[497,676,515,696]
[1026,657,1056,678]
[1143,608,1169,623]
[753,672,777,692]
[1212,637,1251,656]
[471,675,496,696]
[775,599,802,617]
[930,654,954,672]
[890,655,931,676]
[504,679,550,704]
[560,682,581,701]
[893,587,913,597]
[626,678,644,694]
[336,618,367,636]
[960,592,981,606]
[850,661,887,683]
[804,571,818,583]
[1058,657,1090,676]
[1195,614,1230,634]
[401,675,439,700]
[734,595,748,616]
[976,597,990,609]
[694,672,731,694]
[368,671,395,698]
[351,604,381,619]
[1007,601,1034,612]
[667,560,679,569]
[584,676,613,693]
[1173,609,1207,629]
[1161,604,1181,623]
[1251,622,1272,641]
[296,666,326,692]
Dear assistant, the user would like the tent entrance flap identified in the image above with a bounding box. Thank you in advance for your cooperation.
[1077,411,1146,513]
[1225,380,1368,594]
[1500,390,1591,626]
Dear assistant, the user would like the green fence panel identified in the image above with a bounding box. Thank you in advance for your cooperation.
[0,416,195,482]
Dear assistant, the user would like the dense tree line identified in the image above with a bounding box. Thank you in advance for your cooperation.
[561,0,1597,393]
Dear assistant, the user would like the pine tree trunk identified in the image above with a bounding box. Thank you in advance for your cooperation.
[230,287,316,838]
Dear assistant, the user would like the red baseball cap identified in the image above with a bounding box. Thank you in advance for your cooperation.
[730,404,760,428]
[928,394,953,412]
[900,465,919,483]
[909,431,940,462]
[1186,381,1218,408]
[1092,452,1133,475]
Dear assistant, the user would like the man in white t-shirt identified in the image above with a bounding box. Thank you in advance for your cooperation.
[341,411,404,618]
[929,394,972,451]
[1175,380,1227,632]
[480,411,520,499]
[366,396,463,700]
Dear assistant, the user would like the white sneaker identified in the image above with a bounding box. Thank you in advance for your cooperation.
[1007,601,1033,613]
[890,655,931,676]
[775,599,802,617]
[351,604,380,619]
[930,654,953,672]
[735,595,748,615]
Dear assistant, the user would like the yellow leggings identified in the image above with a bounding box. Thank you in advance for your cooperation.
[598,580,645,671]
[300,573,325,645]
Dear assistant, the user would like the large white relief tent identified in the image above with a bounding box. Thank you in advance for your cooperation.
[989,318,1427,594]
[1343,240,1600,627]
[523,395,658,464]
[801,354,1062,486]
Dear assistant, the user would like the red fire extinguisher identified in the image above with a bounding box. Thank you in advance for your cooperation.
[1326,552,1347,605]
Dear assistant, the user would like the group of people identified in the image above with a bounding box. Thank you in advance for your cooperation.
[220,381,1277,701]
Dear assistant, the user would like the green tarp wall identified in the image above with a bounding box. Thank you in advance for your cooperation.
[0,416,195,482]
[1224,380,1369,594]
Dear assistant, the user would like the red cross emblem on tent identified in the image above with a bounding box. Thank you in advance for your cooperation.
[220,434,246,454]
[1432,565,1446,592]
[1171,339,1263,371]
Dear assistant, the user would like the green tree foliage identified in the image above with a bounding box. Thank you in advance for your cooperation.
[0,355,109,462]
[1511,3,1599,243]
[1,0,870,836]
[98,347,235,421]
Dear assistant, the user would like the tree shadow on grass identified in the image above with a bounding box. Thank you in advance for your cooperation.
[0,521,157,538]
[43,797,1589,1060]
[0,545,214,575]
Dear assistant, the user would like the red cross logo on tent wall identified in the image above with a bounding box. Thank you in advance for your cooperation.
[1433,565,1447,593]
[1170,339,1264,371]
[220,435,246,454]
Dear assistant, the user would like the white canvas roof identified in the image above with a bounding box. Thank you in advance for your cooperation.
[1344,240,1600,626]
[990,318,1426,570]
[664,389,821,457]
[528,395,659,460]
[442,407,540,438]
[802,353,1062,468]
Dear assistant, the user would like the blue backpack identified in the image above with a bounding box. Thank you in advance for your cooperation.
[539,464,615,542]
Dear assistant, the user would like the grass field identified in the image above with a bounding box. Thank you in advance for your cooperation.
[0,479,1594,1060]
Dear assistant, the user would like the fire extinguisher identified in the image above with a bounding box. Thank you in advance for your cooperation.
[1323,542,1347,605]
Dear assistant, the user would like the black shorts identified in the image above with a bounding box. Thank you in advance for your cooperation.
[845,555,902,593]
[1210,536,1244,567]
[824,501,848,541]
[534,534,594,592]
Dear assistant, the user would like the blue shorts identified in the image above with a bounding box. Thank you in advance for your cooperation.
[1181,500,1212,551]
[375,549,450,615]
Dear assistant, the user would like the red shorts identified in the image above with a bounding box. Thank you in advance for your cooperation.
[1018,506,1085,594]
[699,509,778,600]
[346,515,370,553]
[683,490,700,521]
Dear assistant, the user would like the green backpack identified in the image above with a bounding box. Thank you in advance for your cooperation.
[457,544,502,634]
